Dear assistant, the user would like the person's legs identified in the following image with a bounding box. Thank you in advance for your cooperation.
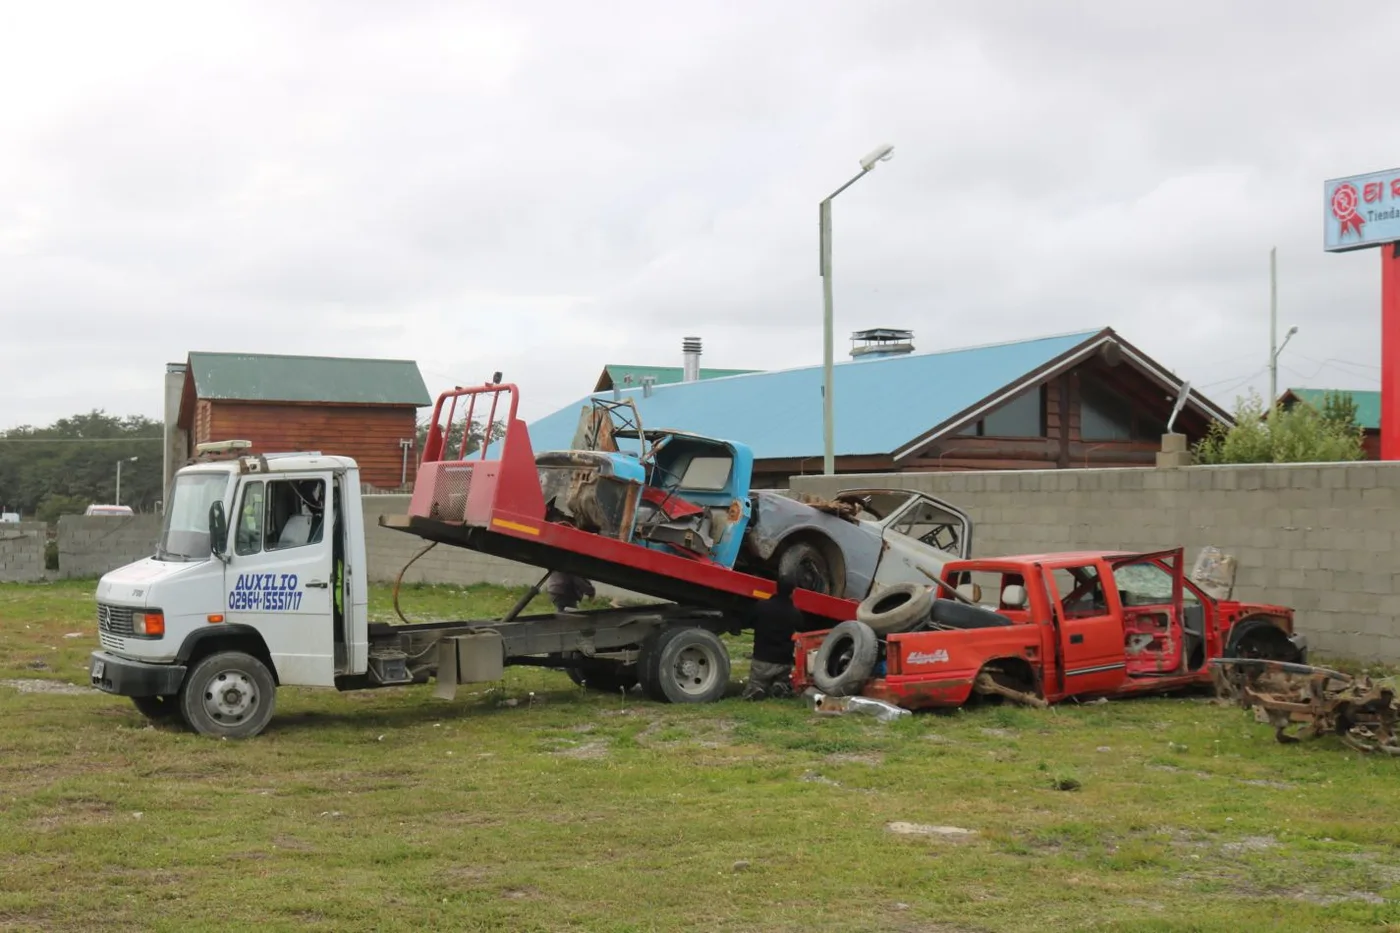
[743,660,794,700]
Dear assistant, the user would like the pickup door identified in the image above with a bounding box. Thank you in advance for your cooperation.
[1041,559,1127,698]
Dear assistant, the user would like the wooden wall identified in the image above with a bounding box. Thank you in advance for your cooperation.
[192,402,419,489]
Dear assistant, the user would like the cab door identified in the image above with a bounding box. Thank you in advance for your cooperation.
[870,491,973,591]
[225,471,337,687]
[1043,560,1126,697]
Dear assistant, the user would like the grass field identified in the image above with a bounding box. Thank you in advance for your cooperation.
[3,579,1400,932]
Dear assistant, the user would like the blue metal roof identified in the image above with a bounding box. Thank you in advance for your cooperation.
[515,330,1105,460]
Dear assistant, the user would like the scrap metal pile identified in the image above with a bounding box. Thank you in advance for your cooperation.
[1211,658,1400,754]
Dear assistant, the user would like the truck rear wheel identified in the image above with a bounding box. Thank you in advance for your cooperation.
[643,626,730,704]
[131,694,182,722]
[179,650,277,739]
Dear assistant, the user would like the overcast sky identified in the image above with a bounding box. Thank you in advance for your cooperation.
[3,0,1399,431]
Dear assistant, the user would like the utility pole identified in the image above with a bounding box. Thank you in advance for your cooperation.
[1269,246,1278,407]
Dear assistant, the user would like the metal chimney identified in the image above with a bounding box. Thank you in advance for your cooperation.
[682,337,702,382]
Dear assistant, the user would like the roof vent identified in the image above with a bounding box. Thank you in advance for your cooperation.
[682,337,702,382]
[850,328,914,360]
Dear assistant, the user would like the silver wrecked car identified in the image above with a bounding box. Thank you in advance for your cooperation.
[738,488,972,599]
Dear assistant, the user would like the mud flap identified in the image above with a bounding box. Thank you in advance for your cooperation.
[433,631,505,700]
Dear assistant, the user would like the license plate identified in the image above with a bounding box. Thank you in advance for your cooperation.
[91,660,105,679]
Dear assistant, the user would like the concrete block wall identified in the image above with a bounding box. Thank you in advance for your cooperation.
[791,462,1400,664]
[0,522,48,583]
[57,515,163,579]
[361,495,646,601]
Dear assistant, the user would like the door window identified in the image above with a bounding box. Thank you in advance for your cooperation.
[1051,566,1107,618]
[233,478,326,556]
[1113,561,1199,608]
[889,499,963,554]
[235,482,265,556]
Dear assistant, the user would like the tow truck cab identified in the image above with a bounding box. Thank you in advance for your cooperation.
[793,547,1307,710]
[89,446,370,729]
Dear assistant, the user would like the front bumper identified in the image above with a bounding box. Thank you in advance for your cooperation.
[89,651,186,697]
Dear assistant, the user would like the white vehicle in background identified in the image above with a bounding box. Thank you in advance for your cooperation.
[1,512,19,523]
[85,504,135,517]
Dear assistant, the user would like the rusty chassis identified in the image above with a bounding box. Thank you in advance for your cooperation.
[1211,657,1400,754]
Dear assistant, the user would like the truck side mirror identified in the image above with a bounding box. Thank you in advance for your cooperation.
[209,501,228,561]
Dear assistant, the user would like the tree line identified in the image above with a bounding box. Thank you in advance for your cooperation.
[0,411,165,522]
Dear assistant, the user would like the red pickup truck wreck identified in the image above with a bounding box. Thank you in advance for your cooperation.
[791,548,1307,710]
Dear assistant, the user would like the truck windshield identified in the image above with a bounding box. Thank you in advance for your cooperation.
[158,473,230,561]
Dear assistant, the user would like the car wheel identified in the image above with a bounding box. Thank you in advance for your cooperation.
[930,599,1013,629]
[811,620,879,696]
[777,540,839,596]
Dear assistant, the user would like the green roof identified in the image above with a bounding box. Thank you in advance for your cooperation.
[1285,387,1380,430]
[187,352,431,406]
[594,364,759,392]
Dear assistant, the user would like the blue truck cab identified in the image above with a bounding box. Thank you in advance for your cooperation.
[534,428,754,568]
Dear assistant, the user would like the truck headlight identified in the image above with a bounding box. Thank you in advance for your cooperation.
[135,611,165,638]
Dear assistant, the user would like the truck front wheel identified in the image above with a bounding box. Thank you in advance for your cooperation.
[179,651,277,739]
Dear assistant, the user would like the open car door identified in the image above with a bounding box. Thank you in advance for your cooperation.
[1106,548,1187,677]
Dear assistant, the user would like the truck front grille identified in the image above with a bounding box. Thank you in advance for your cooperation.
[97,603,135,636]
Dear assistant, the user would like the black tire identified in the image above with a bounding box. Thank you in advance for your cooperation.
[131,694,182,721]
[1228,619,1302,663]
[635,627,666,700]
[856,583,934,635]
[565,661,640,694]
[178,650,277,739]
[646,626,730,704]
[777,540,840,597]
[811,620,879,696]
[930,599,1013,630]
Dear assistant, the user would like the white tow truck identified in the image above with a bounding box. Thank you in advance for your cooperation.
[88,443,759,738]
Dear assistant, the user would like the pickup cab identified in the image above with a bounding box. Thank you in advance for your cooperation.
[792,547,1307,710]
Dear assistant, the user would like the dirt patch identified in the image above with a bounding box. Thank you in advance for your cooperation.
[0,678,94,696]
[1221,835,1278,855]
[1294,890,1386,906]
[499,886,541,900]
[271,835,316,852]
[824,752,884,766]
[886,822,977,839]
[552,740,610,760]
[801,771,841,787]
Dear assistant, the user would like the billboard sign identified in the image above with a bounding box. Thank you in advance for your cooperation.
[1324,168,1400,252]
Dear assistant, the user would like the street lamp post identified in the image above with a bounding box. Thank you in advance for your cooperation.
[1267,247,1299,407]
[820,143,895,475]
[116,456,138,506]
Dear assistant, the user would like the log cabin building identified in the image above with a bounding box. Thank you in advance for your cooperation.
[169,352,431,491]
[523,328,1233,487]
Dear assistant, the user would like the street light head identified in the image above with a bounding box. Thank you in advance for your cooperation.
[859,143,895,172]
[1286,325,1299,337]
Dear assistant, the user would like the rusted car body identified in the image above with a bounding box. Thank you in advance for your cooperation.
[793,547,1306,711]
[1212,658,1400,753]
